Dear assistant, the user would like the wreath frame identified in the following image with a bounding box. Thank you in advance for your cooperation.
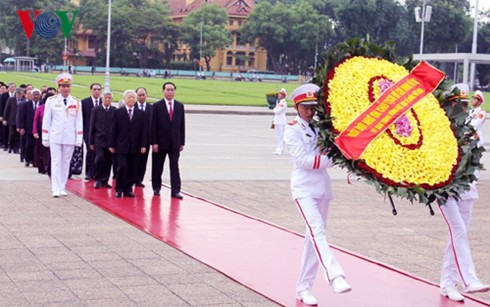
[313,37,485,207]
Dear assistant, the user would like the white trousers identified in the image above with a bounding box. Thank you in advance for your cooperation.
[439,198,478,288]
[275,124,285,153]
[50,143,74,193]
[295,197,345,292]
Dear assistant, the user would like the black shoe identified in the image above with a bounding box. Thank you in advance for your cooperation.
[3,147,7,151]
[8,148,12,153]
[115,192,123,198]
[124,191,135,198]
[102,183,112,188]
[153,189,160,196]
[135,182,145,187]
[171,193,184,200]
[24,161,29,167]
[20,157,24,163]
[94,181,102,189]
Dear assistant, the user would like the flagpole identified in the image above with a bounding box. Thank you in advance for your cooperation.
[104,0,112,92]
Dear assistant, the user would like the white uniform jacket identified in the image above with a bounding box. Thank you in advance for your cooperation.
[273,98,287,125]
[42,94,83,146]
[284,116,334,200]
[469,106,486,147]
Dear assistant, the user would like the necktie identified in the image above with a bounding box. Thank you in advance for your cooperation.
[309,123,316,135]
[140,104,144,111]
[168,102,173,121]
[94,99,98,107]
[63,98,67,106]
[128,108,133,121]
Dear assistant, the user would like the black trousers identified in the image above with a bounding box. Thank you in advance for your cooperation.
[136,147,149,184]
[0,124,8,148]
[84,141,95,178]
[94,146,112,184]
[151,148,181,194]
[115,152,139,193]
[8,125,19,151]
[23,134,35,162]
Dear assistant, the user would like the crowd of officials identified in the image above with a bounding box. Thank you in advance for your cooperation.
[0,73,185,199]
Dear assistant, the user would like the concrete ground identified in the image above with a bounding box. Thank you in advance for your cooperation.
[0,105,488,306]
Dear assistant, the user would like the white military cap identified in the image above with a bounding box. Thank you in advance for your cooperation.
[279,88,287,94]
[56,73,73,85]
[449,83,469,102]
[32,88,41,94]
[472,90,485,104]
[290,83,320,106]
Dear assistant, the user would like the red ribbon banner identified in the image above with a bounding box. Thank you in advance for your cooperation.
[334,61,445,160]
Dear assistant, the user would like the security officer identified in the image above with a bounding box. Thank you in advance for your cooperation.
[42,73,83,197]
[272,88,287,155]
[469,90,486,148]
[439,84,489,302]
[284,84,351,306]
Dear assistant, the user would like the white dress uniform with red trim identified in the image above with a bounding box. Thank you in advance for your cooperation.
[42,73,83,196]
[272,88,288,154]
[284,84,347,297]
[439,85,488,298]
[469,90,486,148]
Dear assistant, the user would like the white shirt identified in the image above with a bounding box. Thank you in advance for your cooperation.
[284,116,334,199]
[469,106,486,148]
[273,98,287,125]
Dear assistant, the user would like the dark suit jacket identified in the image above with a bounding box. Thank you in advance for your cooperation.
[150,99,185,150]
[81,97,99,143]
[17,100,37,135]
[0,92,13,117]
[109,106,148,154]
[89,105,116,148]
[3,97,22,126]
[137,102,152,149]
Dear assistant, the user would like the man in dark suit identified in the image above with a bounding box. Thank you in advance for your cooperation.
[18,88,41,166]
[135,87,152,187]
[0,82,16,150]
[89,91,116,189]
[109,89,148,198]
[151,82,185,199]
[81,83,102,180]
[2,87,25,153]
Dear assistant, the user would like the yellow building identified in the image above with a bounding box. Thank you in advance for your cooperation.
[168,0,267,73]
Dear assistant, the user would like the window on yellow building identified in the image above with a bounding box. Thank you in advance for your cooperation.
[88,36,96,49]
[226,52,233,65]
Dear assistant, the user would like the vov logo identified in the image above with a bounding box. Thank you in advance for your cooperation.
[17,10,79,39]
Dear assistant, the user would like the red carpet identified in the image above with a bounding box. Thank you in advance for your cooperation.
[67,180,490,307]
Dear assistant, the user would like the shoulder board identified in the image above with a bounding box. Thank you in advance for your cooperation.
[46,95,57,101]
[288,120,297,126]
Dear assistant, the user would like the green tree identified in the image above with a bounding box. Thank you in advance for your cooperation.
[405,0,472,54]
[334,0,414,55]
[240,1,333,73]
[180,4,232,71]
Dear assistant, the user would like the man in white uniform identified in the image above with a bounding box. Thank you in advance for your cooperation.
[469,90,486,148]
[272,88,287,155]
[42,73,83,197]
[284,84,351,306]
[439,84,489,302]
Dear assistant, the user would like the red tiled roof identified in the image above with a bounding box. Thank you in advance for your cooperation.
[172,0,255,17]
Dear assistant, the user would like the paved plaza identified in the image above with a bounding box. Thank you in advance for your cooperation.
[0,105,488,306]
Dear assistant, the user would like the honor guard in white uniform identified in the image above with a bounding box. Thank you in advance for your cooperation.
[272,88,288,155]
[284,84,351,306]
[439,84,489,302]
[42,73,83,197]
[469,90,486,148]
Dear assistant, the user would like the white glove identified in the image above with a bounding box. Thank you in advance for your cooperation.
[75,142,82,147]
[42,141,49,147]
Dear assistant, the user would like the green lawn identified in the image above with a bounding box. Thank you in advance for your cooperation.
[0,72,298,106]
[1,72,489,111]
